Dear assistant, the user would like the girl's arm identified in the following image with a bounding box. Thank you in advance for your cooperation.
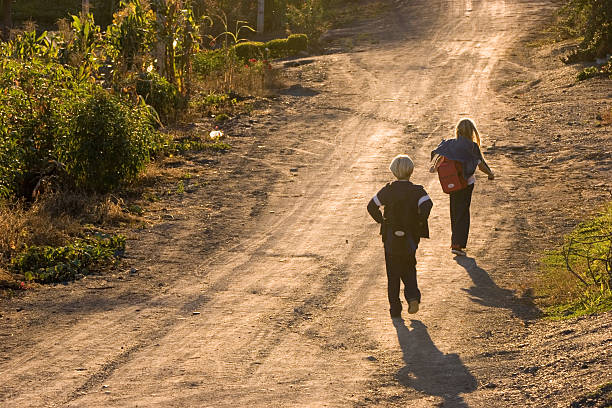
[474,144,495,179]
[429,154,443,173]
[478,160,495,180]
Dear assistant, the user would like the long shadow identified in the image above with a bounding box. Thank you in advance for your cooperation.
[393,319,476,407]
[455,256,541,320]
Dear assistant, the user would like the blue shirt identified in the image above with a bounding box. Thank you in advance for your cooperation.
[431,138,484,179]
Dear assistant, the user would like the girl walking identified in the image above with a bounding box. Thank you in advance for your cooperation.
[430,118,495,256]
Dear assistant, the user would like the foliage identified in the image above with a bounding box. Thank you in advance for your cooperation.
[539,203,612,319]
[59,89,162,192]
[233,40,265,60]
[265,38,289,58]
[287,33,308,53]
[64,13,104,79]
[201,91,234,107]
[559,0,612,62]
[576,57,612,80]
[570,382,612,408]
[214,113,229,122]
[285,0,325,38]
[168,137,231,153]
[0,48,163,198]
[232,35,307,61]
[192,48,226,76]
[0,0,313,200]
[204,15,255,92]
[577,66,602,81]
[0,29,61,61]
[153,0,212,94]
[136,70,184,124]
[0,58,91,199]
[11,234,125,283]
[105,0,156,74]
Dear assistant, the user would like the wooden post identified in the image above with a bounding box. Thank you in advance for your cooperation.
[82,0,90,15]
[257,0,264,33]
[1,0,12,40]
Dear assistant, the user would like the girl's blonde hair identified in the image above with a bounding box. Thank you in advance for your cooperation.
[455,118,481,147]
[389,155,414,180]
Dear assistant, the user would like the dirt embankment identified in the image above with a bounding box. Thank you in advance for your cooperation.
[0,0,611,407]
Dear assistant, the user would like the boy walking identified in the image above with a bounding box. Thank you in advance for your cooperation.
[367,155,433,318]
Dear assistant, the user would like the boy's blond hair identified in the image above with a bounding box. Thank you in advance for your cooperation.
[389,155,414,180]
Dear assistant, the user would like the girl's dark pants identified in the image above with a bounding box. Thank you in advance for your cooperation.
[450,183,474,248]
[384,251,421,317]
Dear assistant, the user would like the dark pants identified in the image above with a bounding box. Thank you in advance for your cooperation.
[450,183,474,248]
[384,251,421,317]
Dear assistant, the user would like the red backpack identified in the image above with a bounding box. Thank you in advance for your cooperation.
[437,157,468,193]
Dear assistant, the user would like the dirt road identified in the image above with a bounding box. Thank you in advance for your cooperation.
[1,0,610,407]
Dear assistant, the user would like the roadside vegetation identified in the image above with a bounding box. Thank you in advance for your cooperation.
[0,0,349,292]
[551,0,612,80]
[531,0,612,319]
[537,204,612,319]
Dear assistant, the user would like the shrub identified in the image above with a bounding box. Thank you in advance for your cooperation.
[287,34,309,53]
[168,137,231,153]
[136,71,184,124]
[577,66,601,81]
[233,41,266,60]
[105,0,156,73]
[265,38,289,58]
[576,57,612,81]
[193,49,227,76]
[560,0,612,61]
[0,58,90,199]
[215,113,230,122]
[11,234,126,283]
[59,89,162,192]
[538,203,612,318]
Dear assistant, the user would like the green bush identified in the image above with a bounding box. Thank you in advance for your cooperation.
[105,0,156,73]
[215,113,230,122]
[193,49,227,76]
[0,58,90,198]
[59,89,162,192]
[539,203,612,318]
[577,66,601,81]
[233,41,266,60]
[576,57,612,81]
[169,138,231,153]
[560,0,612,61]
[136,71,183,124]
[11,234,126,283]
[287,34,309,53]
[265,38,290,58]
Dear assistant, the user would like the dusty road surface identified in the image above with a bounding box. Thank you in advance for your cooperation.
[1,0,611,407]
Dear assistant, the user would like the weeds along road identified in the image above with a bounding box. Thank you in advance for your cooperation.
[0,0,587,407]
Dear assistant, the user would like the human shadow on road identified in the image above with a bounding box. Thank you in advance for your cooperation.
[393,319,476,407]
[454,256,540,321]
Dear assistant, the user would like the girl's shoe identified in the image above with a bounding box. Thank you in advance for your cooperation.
[408,300,420,314]
[451,245,466,256]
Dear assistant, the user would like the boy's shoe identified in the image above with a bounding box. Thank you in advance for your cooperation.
[407,300,419,314]
[451,245,466,257]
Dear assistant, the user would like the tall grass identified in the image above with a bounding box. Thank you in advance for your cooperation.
[537,203,612,319]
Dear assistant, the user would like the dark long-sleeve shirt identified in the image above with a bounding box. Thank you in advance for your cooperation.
[367,180,433,241]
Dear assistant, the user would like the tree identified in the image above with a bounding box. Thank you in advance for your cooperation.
[1,0,12,40]
[82,0,90,15]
